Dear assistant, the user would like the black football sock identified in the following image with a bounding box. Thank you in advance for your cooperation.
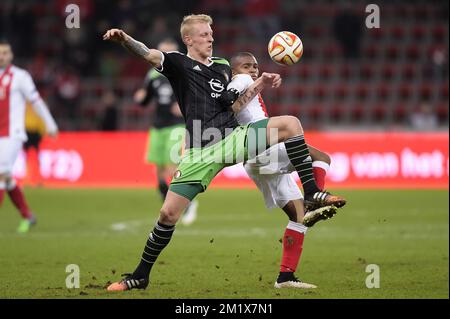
[284,135,320,196]
[133,221,175,278]
[277,271,295,282]
[158,179,169,200]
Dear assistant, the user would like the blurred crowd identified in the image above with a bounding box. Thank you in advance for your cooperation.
[0,0,448,131]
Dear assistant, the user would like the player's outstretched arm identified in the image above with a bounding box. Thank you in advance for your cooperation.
[22,72,58,137]
[230,72,281,113]
[103,29,162,67]
[31,98,58,137]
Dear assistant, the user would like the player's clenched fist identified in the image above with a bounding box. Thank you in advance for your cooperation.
[103,29,129,43]
[261,72,282,88]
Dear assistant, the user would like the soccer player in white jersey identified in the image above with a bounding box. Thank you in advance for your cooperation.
[227,52,337,288]
[0,39,58,233]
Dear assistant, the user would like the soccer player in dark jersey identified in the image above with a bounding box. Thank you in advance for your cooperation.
[103,14,346,291]
[134,38,198,225]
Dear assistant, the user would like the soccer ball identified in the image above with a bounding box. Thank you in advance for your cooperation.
[268,31,303,66]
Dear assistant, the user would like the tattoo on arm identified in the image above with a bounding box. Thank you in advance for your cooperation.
[123,37,150,58]
[231,84,263,113]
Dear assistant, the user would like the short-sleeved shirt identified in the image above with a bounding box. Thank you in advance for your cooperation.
[157,51,238,149]
[140,69,184,129]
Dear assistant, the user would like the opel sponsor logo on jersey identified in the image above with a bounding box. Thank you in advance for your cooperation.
[208,78,224,98]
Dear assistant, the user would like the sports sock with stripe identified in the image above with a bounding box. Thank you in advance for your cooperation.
[133,221,175,278]
[284,135,320,196]
[312,160,330,191]
[280,221,307,273]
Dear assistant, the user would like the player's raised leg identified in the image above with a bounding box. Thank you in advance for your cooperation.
[309,145,331,191]
[264,116,346,209]
[302,144,338,226]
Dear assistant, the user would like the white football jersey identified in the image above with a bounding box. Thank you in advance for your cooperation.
[0,64,57,141]
[227,74,268,125]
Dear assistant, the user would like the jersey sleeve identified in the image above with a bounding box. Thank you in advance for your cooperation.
[155,51,186,78]
[21,71,41,103]
[21,71,58,133]
[227,74,254,95]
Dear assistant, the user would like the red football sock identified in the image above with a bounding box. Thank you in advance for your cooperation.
[280,222,307,273]
[312,161,330,191]
[8,185,33,219]
[0,189,5,206]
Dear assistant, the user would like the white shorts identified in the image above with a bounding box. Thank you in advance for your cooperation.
[245,143,302,209]
[0,137,23,175]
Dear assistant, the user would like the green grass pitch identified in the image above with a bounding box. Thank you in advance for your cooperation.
[0,188,448,299]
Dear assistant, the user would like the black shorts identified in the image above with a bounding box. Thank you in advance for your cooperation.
[24,131,43,151]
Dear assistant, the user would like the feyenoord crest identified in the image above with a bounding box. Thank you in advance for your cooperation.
[174,170,182,179]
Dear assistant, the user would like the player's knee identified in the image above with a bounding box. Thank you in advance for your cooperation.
[324,152,331,165]
[317,151,331,165]
[159,206,181,224]
[284,116,303,136]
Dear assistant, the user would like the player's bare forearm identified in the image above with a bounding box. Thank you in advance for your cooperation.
[231,80,264,113]
[103,28,162,67]
[123,37,150,58]
[123,39,162,67]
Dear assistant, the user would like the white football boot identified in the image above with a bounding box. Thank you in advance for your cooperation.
[302,205,338,227]
[181,199,198,226]
[274,272,317,289]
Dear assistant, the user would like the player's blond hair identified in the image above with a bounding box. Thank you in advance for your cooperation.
[180,14,213,38]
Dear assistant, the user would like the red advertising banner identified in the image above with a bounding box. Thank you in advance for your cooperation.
[13,132,449,189]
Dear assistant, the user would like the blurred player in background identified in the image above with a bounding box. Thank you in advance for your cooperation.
[103,14,345,292]
[23,101,46,187]
[228,51,335,288]
[134,38,198,226]
[0,39,58,233]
